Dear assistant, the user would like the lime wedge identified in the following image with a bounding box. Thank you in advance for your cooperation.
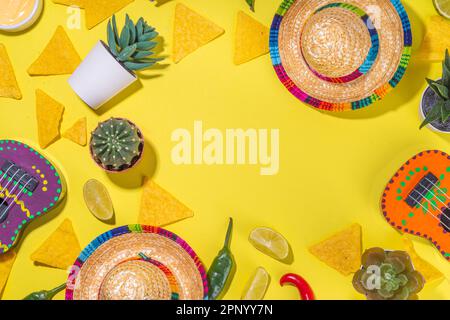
[249,227,290,261]
[434,0,450,18]
[241,267,270,300]
[83,179,114,221]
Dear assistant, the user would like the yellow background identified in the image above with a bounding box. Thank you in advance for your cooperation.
[1,0,450,300]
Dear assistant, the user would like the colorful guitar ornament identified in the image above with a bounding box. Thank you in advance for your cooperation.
[0,139,66,254]
[382,150,450,261]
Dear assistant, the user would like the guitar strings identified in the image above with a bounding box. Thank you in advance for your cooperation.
[0,167,23,208]
[409,194,450,230]
[0,173,30,221]
[410,189,450,230]
[0,177,33,222]
[425,177,450,200]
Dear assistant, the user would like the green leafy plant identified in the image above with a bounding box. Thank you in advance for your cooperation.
[90,118,144,172]
[352,248,425,300]
[107,14,162,71]
[420,49,450,129]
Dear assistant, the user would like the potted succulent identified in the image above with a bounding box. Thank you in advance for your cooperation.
[419,50,450,133]
[352,248,425,300]
[68,14,162,110]
[90,117,144,173]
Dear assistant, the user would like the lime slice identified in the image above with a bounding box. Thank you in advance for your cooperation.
[434,0,450,18]
[241,267,270,300]
[83,179,114,221]
[249,227,290,261]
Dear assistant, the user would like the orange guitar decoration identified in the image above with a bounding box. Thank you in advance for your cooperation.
[382,150,450,261]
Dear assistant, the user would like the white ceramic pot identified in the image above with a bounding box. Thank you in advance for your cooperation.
[0,0,43,32]
[419,83,450,134]
[68,41,137,110]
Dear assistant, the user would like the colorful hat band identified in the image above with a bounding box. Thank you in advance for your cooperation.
[301,2,380,84]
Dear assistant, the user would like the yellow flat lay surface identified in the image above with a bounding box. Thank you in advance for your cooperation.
[1,0,450,300]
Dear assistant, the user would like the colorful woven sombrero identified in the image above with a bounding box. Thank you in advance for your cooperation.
[65,225,208,300]
[270,0,412,111]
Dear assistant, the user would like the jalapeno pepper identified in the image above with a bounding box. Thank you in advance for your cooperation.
[207,218,235,300]
[23,283,66,300]
[280,273,315,300]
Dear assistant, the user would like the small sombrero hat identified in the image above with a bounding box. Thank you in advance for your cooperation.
[270,0,412,111]
[65,225,208,300]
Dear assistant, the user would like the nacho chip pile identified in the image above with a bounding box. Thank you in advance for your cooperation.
[173,3,225,63]
[28,26,81,76]
[0,44,22,100]
[234,11,269,65]
[309,223,362,276]
[36,89,65,149]
[30,219,81,270]
[139,177,194,226]
[63,117,87,146]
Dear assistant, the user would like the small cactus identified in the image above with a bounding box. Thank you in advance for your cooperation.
[90,118,144,172]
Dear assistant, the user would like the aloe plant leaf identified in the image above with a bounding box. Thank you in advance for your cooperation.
[135,41,158,50]
[107,21,119,57]
[443,61,450,88]
[442,100,450,123]
[426,78,449,100]
[144,24,155,33]
[112,15,119,43]
[119,25,131,49]
[139,31,158,42]
[420,101,444,129]
[136,57,164,63]
[124,61,155,71]
[117,44,137,61]
[126,15,136,44]
[136,18,144,37]
[132,50,153,59]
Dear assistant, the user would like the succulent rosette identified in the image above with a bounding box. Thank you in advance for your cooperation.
[352,247,425,300]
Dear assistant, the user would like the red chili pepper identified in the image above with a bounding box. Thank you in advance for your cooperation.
[280,273,315,300]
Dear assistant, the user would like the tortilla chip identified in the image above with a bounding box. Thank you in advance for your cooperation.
[63,117,87,146]
[28,26,81,76]
[85,0,134,29]
[309,224,362,276]
[173,3,225,63]
[36,89,65,149]
[402,235,444,283]
[139,177,194,226]
[0,250,16,294]
[0,44,22,100]
[52,0,84,7]
[234,11,269,65]
[30,219,81,270]
[417,16,450,62]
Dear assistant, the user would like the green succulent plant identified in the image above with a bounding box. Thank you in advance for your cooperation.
[90,118,144,172]
[420,49,450,129]
[107,14,162,71]
[352,248,425,300]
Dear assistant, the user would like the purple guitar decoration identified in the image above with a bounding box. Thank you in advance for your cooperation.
[0,140,66,254]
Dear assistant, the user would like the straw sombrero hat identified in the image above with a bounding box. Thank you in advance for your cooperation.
[270,0,412,111]
[65,225,208,300]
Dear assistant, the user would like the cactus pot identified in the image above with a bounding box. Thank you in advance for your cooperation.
[89,118,144,173]
[420,79,450,134]
[68,41,137,110]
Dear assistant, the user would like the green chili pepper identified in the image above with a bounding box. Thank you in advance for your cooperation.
[23,283,66,300]
[207,218,235,300]
[245,0,255,11]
